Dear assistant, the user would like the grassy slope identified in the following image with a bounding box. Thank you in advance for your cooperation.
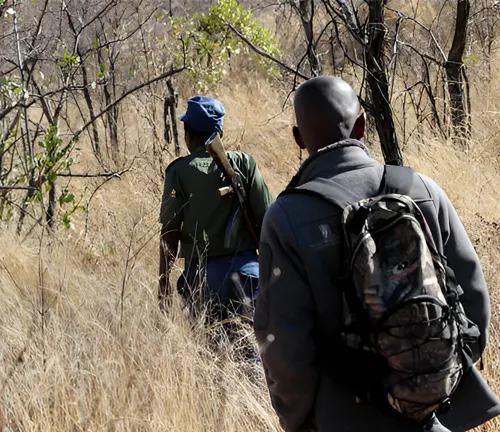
[0,53,500,432]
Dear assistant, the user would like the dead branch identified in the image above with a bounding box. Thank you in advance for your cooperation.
[396,41,443,65]
[0,84,94,123]
[57,168,130,178]
[73,64,186,141]
[386,6,447,62]
[321,0,367,48]
[0,185,39,191]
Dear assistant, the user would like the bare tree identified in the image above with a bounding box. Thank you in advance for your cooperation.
[297,0,322,76]
[445,0,471,140]
[164,78,181,157]
[243,0,404,164]
[365,0,402,165]
[0,0,186,233]
[470,0,500,79]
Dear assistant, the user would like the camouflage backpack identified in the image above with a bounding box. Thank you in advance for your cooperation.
[291,165,481,427]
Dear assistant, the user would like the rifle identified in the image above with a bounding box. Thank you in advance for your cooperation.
[205,132,259,247]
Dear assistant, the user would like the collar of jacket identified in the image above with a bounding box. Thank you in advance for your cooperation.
[286,139,371,189]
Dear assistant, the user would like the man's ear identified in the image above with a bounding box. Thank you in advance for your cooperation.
[292,126,306,150]
[354,111,366,140]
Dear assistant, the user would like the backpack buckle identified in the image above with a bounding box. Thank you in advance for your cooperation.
[438,398,452,414]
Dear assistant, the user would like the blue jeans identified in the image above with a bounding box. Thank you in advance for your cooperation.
[177,250,259,322]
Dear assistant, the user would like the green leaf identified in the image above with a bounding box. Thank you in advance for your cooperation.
[62,212,71,229]
[60,193,75,204]
[169,0,279,87]
[463,55,480,64]
[60,49,79,67]
[48,171,57,182]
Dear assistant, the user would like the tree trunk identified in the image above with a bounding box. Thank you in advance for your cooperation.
[81,63,101,159]
[365,0,403,166]
[14,2,36,234]
[65,8,101,160]
[298,0,322,76]
[98,49,119,153]
[108,55,119,151]
[164,78,180,156]
[82,64,101,154]
[335,0,357,31]
[445,0,471,141]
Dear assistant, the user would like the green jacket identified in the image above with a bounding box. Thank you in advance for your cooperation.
[160,147,273,262]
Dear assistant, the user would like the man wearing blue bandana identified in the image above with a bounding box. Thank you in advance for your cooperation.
[159,96,273,328]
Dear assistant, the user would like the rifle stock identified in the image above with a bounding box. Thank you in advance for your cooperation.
[205,133,235,178]
[205,132,259,247]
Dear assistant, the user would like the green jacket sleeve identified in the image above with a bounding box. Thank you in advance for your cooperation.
[159,162,184,230]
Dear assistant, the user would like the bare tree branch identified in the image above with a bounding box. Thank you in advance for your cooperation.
[0,84,93,123]
[0,185,39,191]
[397,41,443,65]
[386,6,447,62]
[57,168,130,178]
[73,64,186,141]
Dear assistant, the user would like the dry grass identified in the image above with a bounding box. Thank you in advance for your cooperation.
[1,50,500,432]
[0,224,279,431]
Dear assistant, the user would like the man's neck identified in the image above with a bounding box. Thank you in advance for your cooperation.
[188,143,206,154]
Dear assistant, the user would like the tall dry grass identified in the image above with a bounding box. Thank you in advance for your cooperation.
[1,43,500,432]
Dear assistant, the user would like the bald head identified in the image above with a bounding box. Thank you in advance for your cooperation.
[293,76,363,154]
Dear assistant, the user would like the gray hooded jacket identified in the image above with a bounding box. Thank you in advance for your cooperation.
[255,140,500,432]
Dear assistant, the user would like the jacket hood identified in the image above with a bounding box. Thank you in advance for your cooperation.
[287,139,373,189]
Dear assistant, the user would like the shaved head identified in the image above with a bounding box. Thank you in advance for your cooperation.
[293,76,363,154]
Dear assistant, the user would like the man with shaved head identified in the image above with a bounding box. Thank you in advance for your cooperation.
[254,76,499,431]
[293,76,363,152]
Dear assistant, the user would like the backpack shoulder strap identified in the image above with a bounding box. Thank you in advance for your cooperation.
[381,165,415,195]
[279,165,417,210]
[279,177,362,210]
